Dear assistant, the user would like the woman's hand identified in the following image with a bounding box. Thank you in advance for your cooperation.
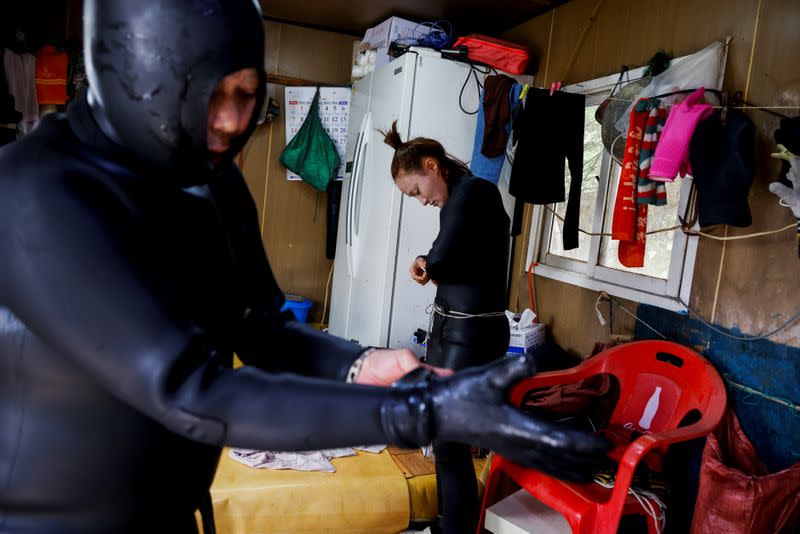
[356,348,452,386]
[410,256,430,285]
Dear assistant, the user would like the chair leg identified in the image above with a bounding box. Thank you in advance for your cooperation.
[476,465,503,534]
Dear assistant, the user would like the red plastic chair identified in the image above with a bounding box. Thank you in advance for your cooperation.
[478,340,727,534]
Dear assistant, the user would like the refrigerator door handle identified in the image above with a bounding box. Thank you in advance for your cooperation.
[353,139,367,238]
[346,132,363,245]
[347,112,369,275]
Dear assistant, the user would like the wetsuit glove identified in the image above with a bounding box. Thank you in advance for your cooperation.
[380,354,611,482]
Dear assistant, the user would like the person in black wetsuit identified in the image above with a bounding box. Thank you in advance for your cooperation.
[0,2,609,532]
[384,121,512,534]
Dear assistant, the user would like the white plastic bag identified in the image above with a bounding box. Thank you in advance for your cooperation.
[615,39,730,132]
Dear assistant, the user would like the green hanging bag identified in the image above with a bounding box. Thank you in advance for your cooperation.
[280,88,341,192]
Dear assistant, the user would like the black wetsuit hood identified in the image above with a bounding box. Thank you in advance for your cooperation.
[83,0,266,184]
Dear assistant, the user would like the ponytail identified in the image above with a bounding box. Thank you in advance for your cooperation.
[380,120,469,181]
[382,120,404,151]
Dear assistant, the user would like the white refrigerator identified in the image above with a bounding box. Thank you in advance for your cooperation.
[329,48,518,350]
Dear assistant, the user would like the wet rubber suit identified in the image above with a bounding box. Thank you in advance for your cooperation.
[0,2,609,532]
[420,173,512,534]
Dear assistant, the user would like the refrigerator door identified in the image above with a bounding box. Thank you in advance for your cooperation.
[333,54,417,346]
[329,74,371,339]
[387,51,483,350]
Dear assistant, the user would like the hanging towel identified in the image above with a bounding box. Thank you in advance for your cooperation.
[649,88,713,181]
[636,101,668,206]
[481,75,518,157]
[35,45,69,106]
[611,99,650,267]
[3,48,38,134]
[470,83,522,185]
[509,88,585,250]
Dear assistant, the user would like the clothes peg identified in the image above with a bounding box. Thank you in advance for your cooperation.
[771,143,796,162]
[519,83,530,101]
[550,81,562,96]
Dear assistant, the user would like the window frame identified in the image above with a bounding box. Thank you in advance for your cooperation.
[524,67,699,313]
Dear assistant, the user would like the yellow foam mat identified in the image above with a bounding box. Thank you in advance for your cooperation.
[207,449,410,534]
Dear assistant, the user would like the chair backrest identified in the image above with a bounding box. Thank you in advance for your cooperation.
[589,341,726,434]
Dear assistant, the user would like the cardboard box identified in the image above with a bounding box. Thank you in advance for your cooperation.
[361,16,431,68]
[506,323,546,356]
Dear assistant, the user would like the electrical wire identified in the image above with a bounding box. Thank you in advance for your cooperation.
[392,20,453,50]
[595,289,799,343]
[527,261,538,318]
[593,475,667,533]
[595,292,667,339]
[677,297,800,341]
[321,263,334,326]
[459,63,496,115]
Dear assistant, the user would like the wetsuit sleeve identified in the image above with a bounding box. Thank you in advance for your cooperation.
[208,168,364,381]
[6,175,398,451]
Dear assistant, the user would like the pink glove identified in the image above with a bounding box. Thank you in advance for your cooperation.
[650,87,714,181]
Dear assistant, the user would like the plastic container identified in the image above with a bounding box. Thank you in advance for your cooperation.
[281,295,313,322]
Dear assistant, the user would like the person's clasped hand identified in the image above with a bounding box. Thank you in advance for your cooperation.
[356,348,452,386]
[410,256,431,285]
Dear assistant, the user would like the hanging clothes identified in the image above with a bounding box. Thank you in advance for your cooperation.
[689,109,756,228]
[35,45,69,106]
[611,99,651,267]
[470,82,522,185]
[3,48,38,134]
[481,75,518,157]
[67,44,88,103]
[0,53,21,124]
[510,88,585,250]
[636,101,668,206]
[774,116,800,188]
[649,88,713,181]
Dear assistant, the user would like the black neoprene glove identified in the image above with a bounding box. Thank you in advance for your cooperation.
[380,354,611,482]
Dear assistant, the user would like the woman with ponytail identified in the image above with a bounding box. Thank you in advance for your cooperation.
[382,121,511,534]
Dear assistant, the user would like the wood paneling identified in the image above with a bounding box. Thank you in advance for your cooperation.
[701,0,800,345]
[277,24,355,86]
[503,0,800,351]
[239,23,357,324]
[260,0,566,36]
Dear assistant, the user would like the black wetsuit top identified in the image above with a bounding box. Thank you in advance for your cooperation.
[423,173,511,369]
[0,97,413,534]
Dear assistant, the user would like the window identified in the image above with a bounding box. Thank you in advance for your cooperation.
[524,68,699,312]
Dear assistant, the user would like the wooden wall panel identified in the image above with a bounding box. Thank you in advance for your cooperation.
[503,0,800,352]
[238,23,357,324]
[702,0,800,345]
[277,24,355,86]
[535,277,638,358]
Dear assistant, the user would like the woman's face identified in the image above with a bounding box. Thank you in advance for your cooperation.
[394,157,449,208]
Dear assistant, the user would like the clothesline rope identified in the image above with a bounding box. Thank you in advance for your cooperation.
[604,97,800,112]
[545,206,796,241]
